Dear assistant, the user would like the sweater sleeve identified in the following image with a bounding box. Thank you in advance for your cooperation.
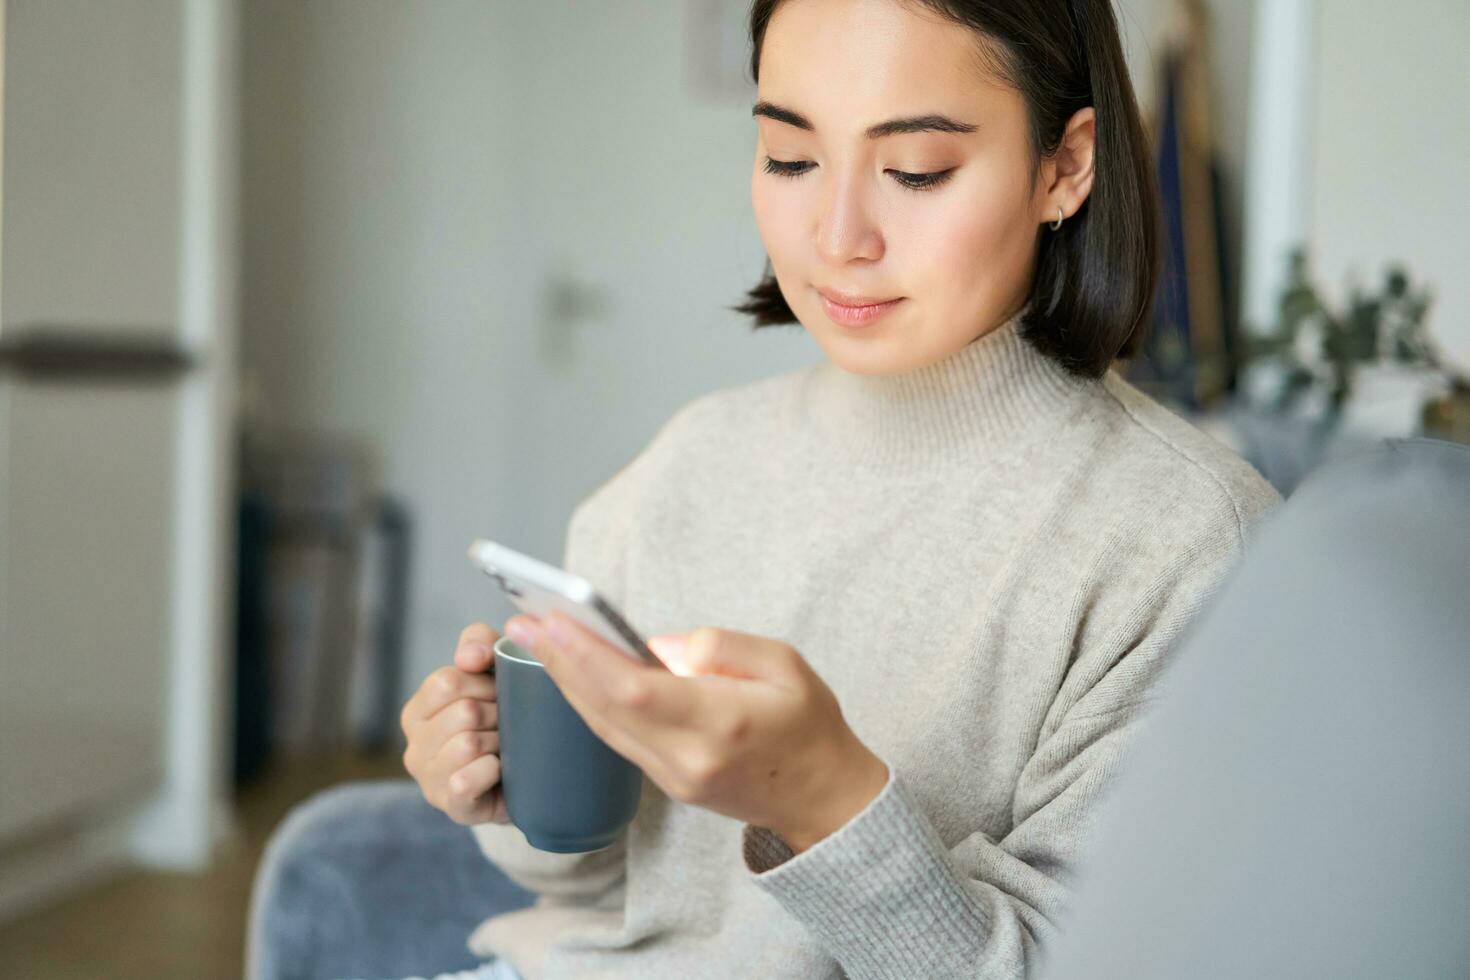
[739,509,1265,979]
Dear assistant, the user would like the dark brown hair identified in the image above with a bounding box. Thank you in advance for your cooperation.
[733,0,1161,379]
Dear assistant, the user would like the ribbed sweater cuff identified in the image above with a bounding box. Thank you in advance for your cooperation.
[741,764,990,978]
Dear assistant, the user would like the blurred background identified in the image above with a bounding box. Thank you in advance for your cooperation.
[0,0,1465,976]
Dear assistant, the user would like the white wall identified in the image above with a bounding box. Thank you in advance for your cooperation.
[1309,0,1470,362]
[243,1,528,708]
[242,1,804,705]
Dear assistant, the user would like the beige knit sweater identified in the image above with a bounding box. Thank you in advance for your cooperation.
[466,308,1281,978]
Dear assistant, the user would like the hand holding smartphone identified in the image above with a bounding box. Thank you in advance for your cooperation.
[467,537,669,671]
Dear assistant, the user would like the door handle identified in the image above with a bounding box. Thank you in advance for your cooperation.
[0,325,195,382]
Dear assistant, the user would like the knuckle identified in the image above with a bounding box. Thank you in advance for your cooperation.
[433,667,460,698]
[681,746,721,789]
[457,699,480,727]
[616,678,654,708]
[448,766,479,801]
[721,713,751,747]
[696,755,724,788]
[456,729,481,757]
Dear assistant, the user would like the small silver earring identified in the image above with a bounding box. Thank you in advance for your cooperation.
[1050,206,1064,231]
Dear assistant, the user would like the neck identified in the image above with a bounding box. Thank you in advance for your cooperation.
[798,307,1096,470]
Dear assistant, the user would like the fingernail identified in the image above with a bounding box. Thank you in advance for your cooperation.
[506,620,533,646]
[468,642,492,661]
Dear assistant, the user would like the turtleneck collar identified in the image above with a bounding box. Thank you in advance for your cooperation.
[797,305,1098,470]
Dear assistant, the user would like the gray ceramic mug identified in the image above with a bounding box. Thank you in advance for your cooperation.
[492,635,643,852]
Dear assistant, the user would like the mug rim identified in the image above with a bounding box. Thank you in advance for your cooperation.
[494,635,543,668]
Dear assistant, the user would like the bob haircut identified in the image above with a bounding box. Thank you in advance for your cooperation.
[734,0,1163,380]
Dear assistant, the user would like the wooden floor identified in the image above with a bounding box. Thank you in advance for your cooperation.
[0,750,407,980]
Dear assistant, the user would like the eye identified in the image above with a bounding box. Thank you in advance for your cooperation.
[761,157,956,192]
[761,157,813,178]
[888,168,957,191]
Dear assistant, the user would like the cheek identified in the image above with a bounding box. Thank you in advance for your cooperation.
[751,178,814,319]
[924,196,1008,269]
[751,177,802,262]
[903,184,1031,301]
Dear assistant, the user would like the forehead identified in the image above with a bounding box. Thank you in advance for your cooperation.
[758,0,1009,122]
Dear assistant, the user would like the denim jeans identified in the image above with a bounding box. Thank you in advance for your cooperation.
[246,778,536,980]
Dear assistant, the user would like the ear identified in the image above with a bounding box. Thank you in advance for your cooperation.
[1040,106,1096,226]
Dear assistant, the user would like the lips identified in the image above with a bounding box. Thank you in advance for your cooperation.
[817,288,902,307]
[817,288,905,327]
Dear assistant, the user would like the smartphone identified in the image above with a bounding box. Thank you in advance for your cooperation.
[467,537,669,671]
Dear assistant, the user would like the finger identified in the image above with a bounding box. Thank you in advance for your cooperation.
[404,666,497,727]
[456,622,502,674]
[556,681,650,764]
[428,695,498,747]
[530,613,697,730]
[444,754,503,824]
[448,751,501,803]
[505,614,689,782]
[672,626,795,683]
[432,731,502,787]
[427,690,499,733]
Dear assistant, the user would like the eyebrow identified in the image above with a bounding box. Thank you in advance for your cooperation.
[751,99,978,139]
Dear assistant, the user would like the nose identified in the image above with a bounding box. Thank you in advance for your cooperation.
[813,167,884,265]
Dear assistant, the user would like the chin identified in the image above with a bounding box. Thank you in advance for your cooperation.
[807,324,911,376]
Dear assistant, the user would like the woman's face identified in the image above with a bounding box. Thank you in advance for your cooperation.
[751,0,1088,376]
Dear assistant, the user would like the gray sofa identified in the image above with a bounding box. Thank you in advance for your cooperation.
[1037,437,1470,978]
[247,438,1470,979]
[245,779,534,979]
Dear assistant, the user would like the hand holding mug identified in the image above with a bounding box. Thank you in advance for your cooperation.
[400,623,511,826]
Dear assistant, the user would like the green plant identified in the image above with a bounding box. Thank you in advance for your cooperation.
[1243,246,1462,422]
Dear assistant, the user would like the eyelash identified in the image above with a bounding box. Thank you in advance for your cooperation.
[761,156,956,192]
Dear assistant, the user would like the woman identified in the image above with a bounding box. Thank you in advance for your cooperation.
[399,0,1280,977]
